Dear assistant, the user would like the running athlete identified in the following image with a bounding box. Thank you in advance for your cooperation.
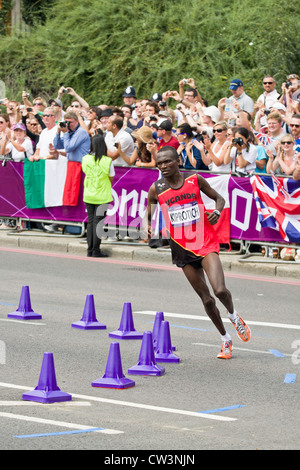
[147,146,250,359]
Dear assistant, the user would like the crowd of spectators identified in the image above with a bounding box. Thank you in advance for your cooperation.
[0,75,300,231]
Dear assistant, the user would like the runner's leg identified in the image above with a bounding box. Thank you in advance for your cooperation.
[182,263,226,335]
[202,252,234,313]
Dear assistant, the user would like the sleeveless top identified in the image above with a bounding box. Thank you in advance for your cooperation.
[210,140,231,173]
[155,173,219,266]
[82,154,113,205]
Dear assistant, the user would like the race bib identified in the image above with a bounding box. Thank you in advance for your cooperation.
[168,201,201,227]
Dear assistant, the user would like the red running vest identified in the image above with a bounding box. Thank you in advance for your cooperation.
[155,173,220,266]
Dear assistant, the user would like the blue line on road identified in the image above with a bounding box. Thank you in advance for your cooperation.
[284,374,297,384]
[269,349,285,357]
[14,427,105,439]
[198,405,246,414]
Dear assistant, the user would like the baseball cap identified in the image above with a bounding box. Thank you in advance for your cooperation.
[229,79,243,90]
[49,98,63,107]
[122,86,136,98]
[13,123,26,131]
[157,119,172,131]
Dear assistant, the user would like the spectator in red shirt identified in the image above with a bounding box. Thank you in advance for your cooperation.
[157,119,179,150]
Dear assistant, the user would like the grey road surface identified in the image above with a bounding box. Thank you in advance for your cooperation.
[0,248,299,452]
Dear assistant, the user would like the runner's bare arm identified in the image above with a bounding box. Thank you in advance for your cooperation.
[147,183,158,236]
[196,174,225,225]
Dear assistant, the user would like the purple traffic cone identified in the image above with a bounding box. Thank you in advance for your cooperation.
[155,321,180,363]
[128,331,165,376]
[152,311,176,351]
[152,311,164,350]
[72,294,106,330]
[109,302,143,340]
[22,352,72,404]
[7,285,42,320]
[91,342,135,389]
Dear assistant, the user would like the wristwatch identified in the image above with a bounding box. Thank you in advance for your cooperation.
[213,210,221,217]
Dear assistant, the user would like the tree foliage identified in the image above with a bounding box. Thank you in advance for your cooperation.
[0,0,12,36]
[21,0,56,27]
[0,0,299,107]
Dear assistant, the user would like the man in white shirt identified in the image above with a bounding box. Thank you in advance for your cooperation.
[255,76,280,128]
[105,115,134,166]
[257,76,280,108]
[29,107,58,161]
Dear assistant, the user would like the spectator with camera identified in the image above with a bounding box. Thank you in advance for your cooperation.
[254,76,280,128]
[224,127,257,175]
[178,77,204,106]
[104,115,134,166]
[175,123,208,171]
[4,100,21,126]
[279,74,300,108]
[142,100,160,126]
[57,86,89,111]
[53,110,90,163]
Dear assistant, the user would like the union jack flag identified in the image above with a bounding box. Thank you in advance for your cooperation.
[250,175,300,243]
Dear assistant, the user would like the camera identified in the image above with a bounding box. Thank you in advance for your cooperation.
[159,101,167,107]
[59,121,67,128]
[27,107,33,112]
[232,137,244,146]
[183,79,189,84]
[0,99,5,105]
[62,87,69,93]
[149,115,157,121]
[264,109,271,116]
[285,81,292,89]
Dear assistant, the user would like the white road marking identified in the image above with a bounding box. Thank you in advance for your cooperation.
[0,411,122,434]
[0,401,91,406]
[134,311,300,331]
[0,318,45,325]
[192,343,293,357]
[0,382,236,422]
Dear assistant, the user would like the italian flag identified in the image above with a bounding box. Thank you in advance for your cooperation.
[23,157,82,209]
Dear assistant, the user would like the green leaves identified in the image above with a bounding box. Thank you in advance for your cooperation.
[0,0,299,106]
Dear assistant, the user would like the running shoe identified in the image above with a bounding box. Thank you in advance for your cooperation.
[228,312,251,342]
[217,340,232,359]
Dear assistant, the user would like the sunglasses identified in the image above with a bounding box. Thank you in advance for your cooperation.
[71,105,80,108]
[34,102,43,106]
[281,141,293,145]
[213,128,225,133]
[290,124,300,128]
[30,123,38,126]
[43,114,54,117]
[263,82,274,85]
